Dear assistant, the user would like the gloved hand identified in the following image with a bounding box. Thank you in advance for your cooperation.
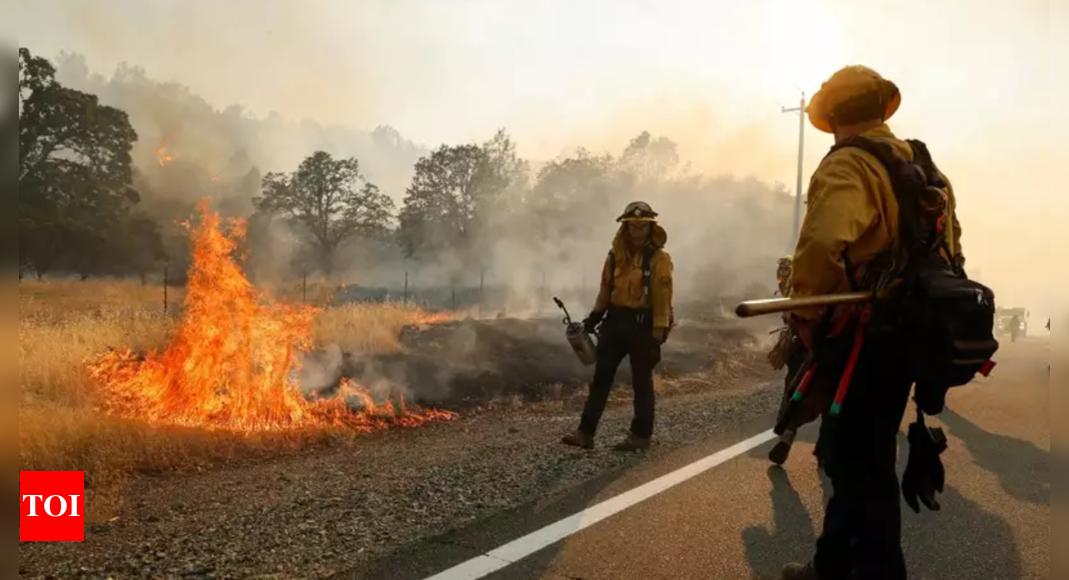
[582,311,605,334]
[914,383,949,415]
[902,415,948,514]
[654,327,669,345]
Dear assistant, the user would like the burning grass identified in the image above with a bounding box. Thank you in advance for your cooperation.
[19,202,456,520]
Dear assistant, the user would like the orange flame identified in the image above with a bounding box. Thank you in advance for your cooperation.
[156,142,177,167]
[88,199,457,433]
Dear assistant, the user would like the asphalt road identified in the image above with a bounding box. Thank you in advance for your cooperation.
[345,338,1050,580]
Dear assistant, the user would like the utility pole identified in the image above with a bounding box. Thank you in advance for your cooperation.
[782,91,807,248]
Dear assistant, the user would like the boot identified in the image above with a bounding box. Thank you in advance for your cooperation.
[780,562,822,580]
[561,430,594,450]
[613,434,651,452]
[768,429,796,465]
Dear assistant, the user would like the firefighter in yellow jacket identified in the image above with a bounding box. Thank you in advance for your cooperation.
[562,201,674,452]
[779,66,964,580]
[768,255,831,469]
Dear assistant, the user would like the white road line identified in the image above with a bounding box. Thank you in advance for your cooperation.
[422,429,778,580]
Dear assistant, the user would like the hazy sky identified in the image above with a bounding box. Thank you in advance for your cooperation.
[18,0,1059,319]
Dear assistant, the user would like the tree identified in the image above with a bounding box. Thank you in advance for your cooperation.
[398,130,527,262]
[398,144,487,259]
[118,213,167,284]
[19,47,142,278]
[618,131,680,185]
[255,151,394,275]
[525,148,617,247]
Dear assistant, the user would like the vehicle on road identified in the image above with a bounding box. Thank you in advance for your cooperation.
[995,307,1029,339]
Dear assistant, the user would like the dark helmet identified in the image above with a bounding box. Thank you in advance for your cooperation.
[616,201,659,223]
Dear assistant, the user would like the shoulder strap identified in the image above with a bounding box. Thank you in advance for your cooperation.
[828,135,907,175]
[604,246,660,305]
[905,140,946,188]
[642,245,659,299]
[827,136,932,282]
[605,250,615,299]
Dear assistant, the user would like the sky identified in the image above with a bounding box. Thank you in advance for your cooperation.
[16,0,1059,322]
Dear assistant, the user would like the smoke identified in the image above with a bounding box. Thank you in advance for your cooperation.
[20,0,1056,321]
[294,319,485,408]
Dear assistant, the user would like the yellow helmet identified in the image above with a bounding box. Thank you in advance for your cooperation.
[616,201,659,223]
[806,65,901,134]
[777,256,793,279]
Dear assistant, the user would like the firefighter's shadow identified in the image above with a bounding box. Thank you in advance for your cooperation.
[741,430,1024,580]
[940,408,1049,507]
[741,466,829,580]
[896,434,1024,579]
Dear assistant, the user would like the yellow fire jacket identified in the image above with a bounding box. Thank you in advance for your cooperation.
[593,223,674,331]
[791,124,964,320]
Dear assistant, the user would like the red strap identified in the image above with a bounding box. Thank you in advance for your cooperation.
[830,304,873,414]
[796,364,819,396]
[833,323,866,411]
[980,360,996,377]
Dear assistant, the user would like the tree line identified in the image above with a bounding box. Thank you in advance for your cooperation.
[20,46,795,289]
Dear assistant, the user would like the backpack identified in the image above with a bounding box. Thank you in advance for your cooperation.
[828,137,1000,409]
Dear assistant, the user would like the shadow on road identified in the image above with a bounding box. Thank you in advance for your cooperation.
[895,430,1025,580]
[940,408,1050,507]
[741,466,817,580]
[737,424,1026,580]
[901,484,1023,579]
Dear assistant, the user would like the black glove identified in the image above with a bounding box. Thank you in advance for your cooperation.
[914,383,949,415]
[582,311,605,334]
[902,413,948,514]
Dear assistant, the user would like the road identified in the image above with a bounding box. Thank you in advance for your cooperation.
[344,338,1050,580]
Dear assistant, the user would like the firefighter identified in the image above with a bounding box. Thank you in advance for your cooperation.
[768,255,831,468]
[562,201,674,452]
[776,255,794,297]
[779,65,964,580]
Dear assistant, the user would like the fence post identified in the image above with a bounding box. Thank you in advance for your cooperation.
[163,264,169,317]
[451,283,456,312]
[479,268,485,320]
[403,271,409,306]
[540,271,547,314]
[302,270,307,304]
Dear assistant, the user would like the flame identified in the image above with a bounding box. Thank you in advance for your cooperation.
[88,199,457,433]
[156,141,177,167]
[414,312,452,325]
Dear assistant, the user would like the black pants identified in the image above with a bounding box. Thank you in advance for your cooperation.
[578,310,661,439]
[814,333,913,580]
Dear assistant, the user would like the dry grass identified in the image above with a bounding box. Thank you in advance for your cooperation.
[18,279,452,521]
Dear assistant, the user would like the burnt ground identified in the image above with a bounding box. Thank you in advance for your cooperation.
[20,315,783,580]
[304,315,772,409]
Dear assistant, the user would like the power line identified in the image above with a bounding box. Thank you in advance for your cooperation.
[781,91,806,251]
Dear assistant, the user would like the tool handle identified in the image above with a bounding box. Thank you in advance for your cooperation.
[736,291,874,318]
[552,296,572,325]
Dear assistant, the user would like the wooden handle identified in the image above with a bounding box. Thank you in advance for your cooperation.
[735,291,875,318]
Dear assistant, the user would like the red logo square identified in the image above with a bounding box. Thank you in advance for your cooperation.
[20,471,85,542]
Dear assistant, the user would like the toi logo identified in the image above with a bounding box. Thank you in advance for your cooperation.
[20,471,85,542]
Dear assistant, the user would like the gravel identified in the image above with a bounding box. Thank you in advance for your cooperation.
[20,343,782,580]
